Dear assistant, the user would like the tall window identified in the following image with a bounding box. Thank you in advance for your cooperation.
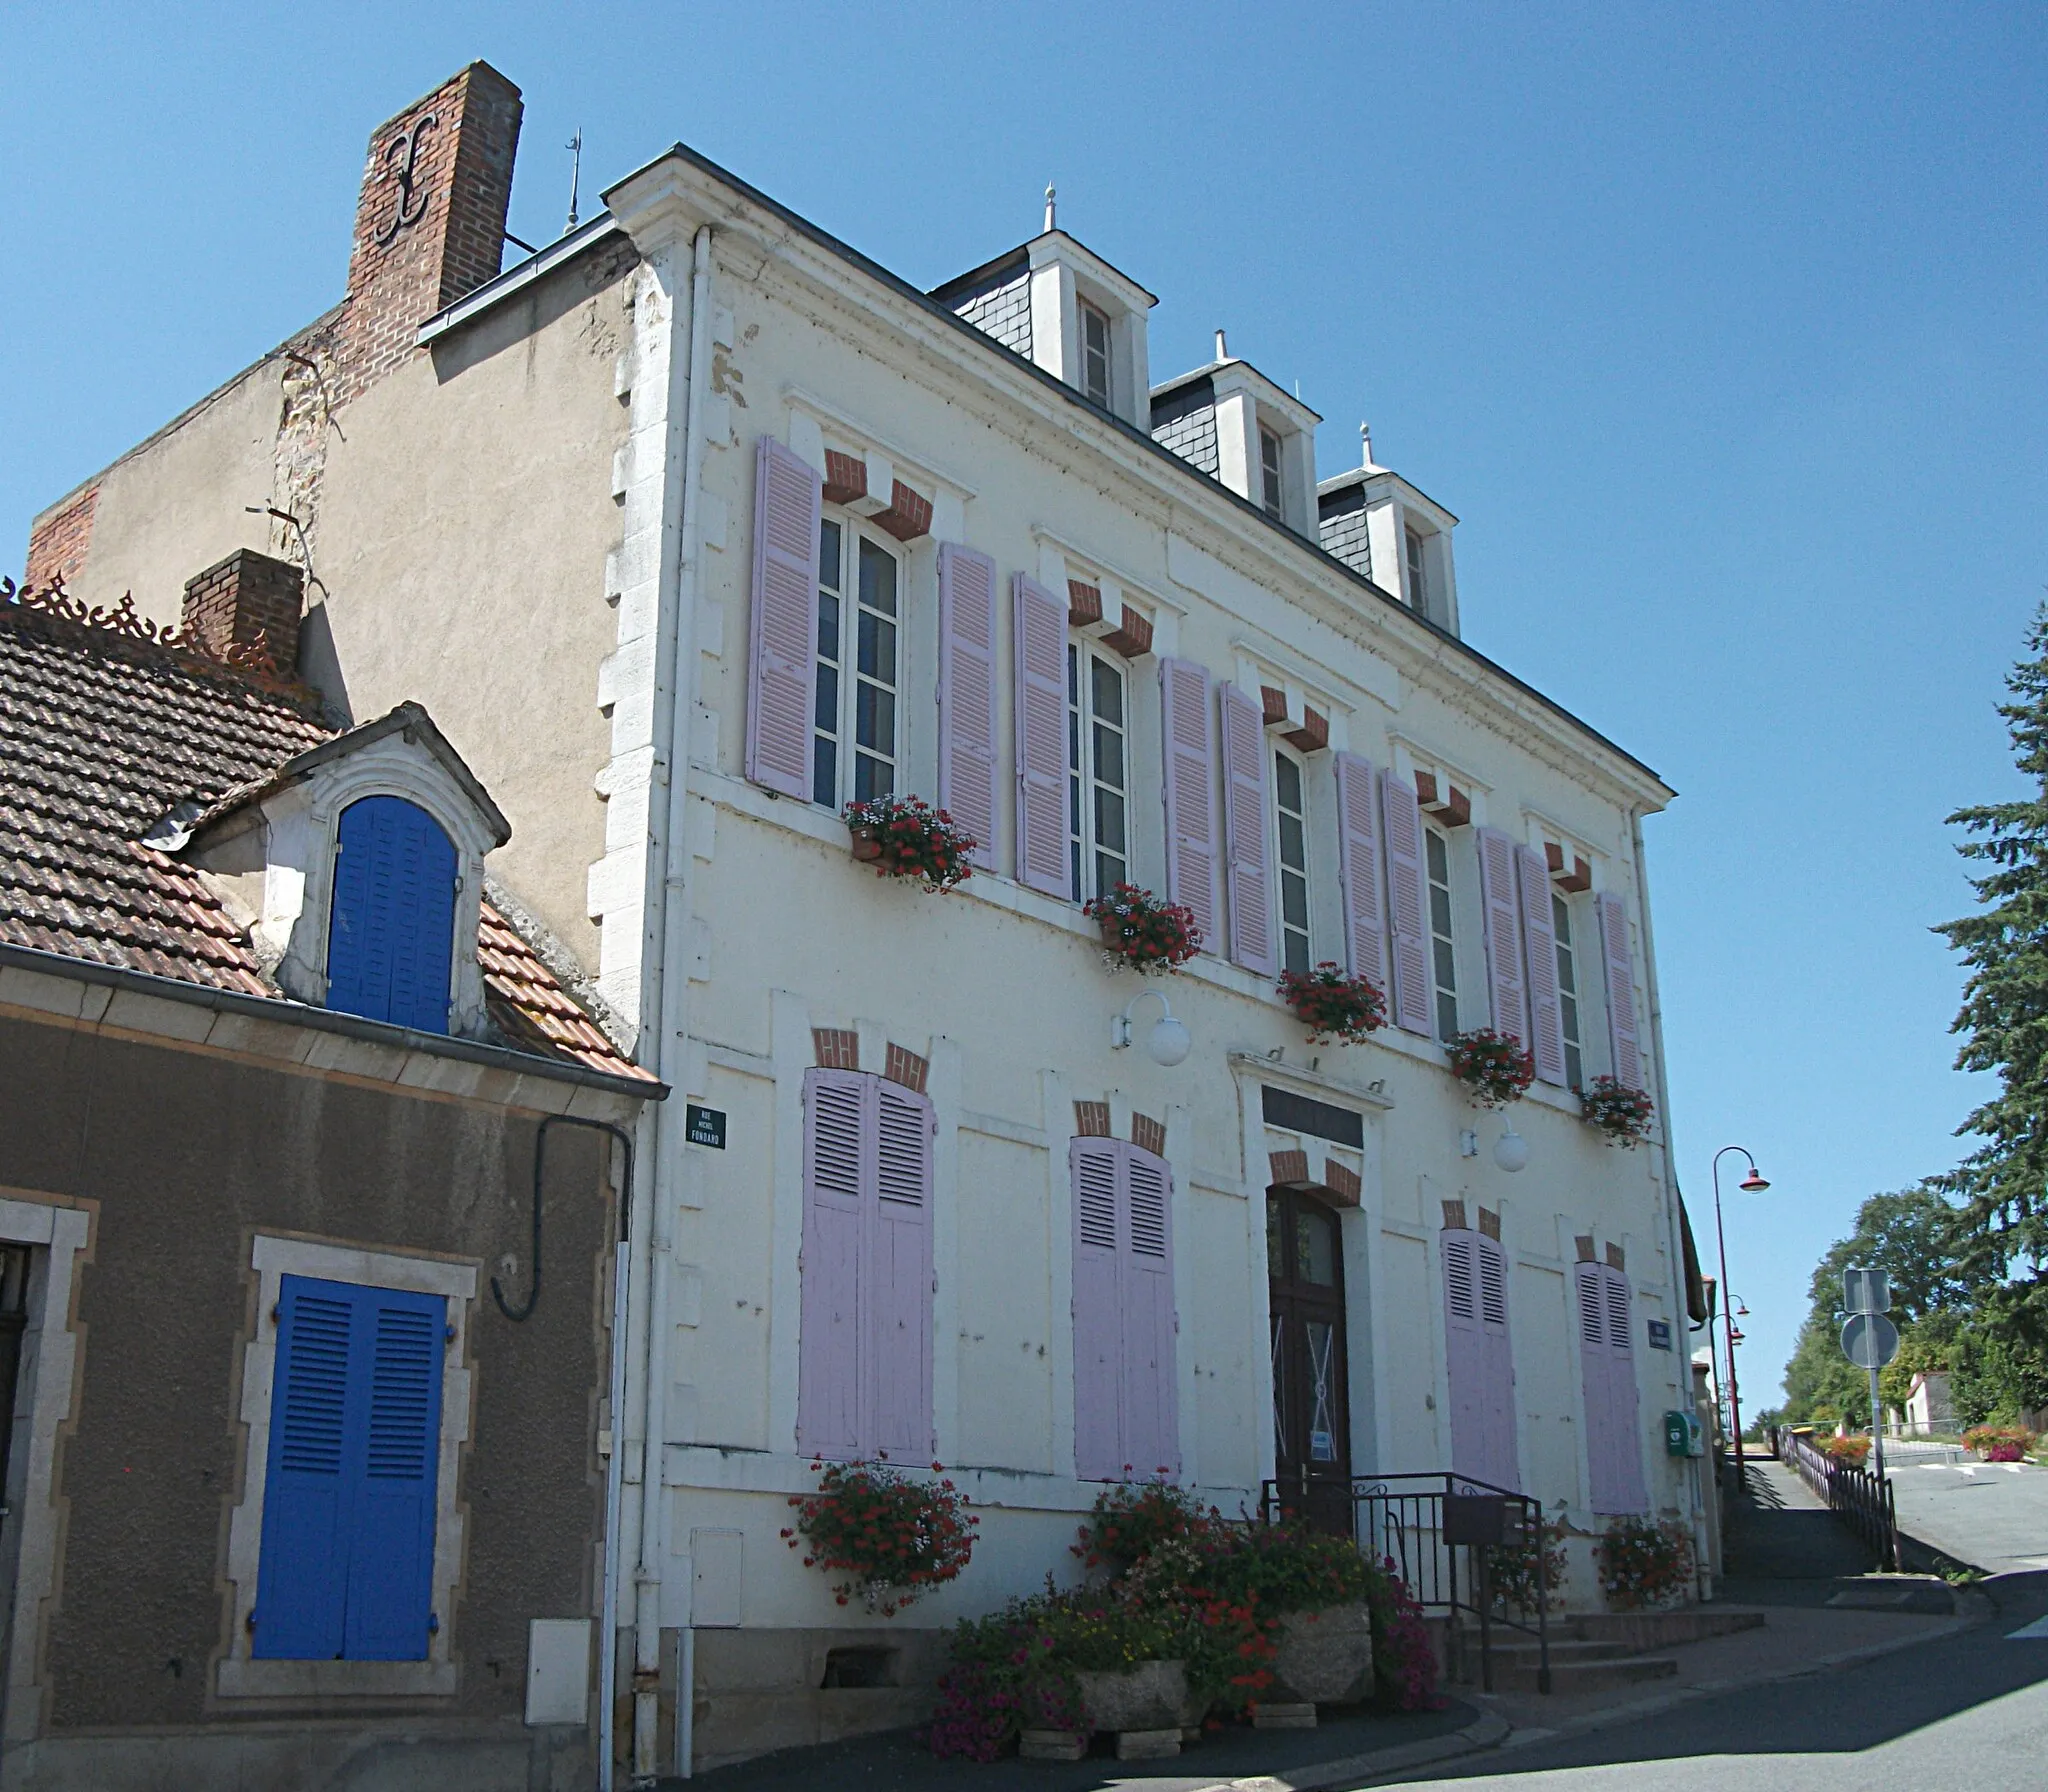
[1260,426,1285,519]
[1080,301,1113,409]
[1067,644,1129,901]
[1425,827,1458,1042]
[1553,892,1585,1089]
[1274,749,1312,976]
[812,517,900,808]
[1405,526,1429,616]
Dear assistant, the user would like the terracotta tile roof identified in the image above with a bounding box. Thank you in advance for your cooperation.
[0,584,650,1083]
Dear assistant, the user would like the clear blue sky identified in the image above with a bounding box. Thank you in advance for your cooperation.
[5,4,2043,1406]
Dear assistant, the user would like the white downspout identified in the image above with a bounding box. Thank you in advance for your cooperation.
[598,1232,630,1792]
[631,221,715,1784]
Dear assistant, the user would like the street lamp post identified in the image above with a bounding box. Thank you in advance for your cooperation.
[1710,1146,1770,1471]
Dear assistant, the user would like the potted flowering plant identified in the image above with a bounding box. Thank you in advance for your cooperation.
[843,794,976,893]
[1278,963,1386,1044]
[1963,1425,2034,1463]
[1085,883,1201,973]
[1446,1028,1535,1108]
[781,1458,977,1616]
[1595,1516,1695,1611]
[1580,1076,1655,1147]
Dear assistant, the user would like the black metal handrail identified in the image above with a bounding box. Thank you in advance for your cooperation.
[1780,1429,1899,1570]
[1262,1470,1551,1694]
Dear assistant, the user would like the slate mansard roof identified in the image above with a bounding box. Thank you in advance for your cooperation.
[0,583,649,1082]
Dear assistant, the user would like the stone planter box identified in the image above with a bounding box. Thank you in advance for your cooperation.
[1074,1659,1189,1733]
[1268,1603,1374,1705]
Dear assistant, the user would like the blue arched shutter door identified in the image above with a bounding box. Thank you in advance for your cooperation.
[328,797,459,1034]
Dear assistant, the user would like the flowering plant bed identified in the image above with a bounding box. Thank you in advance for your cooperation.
[1278,963,1387,1044]
[843,794,976,893]
[1963,1425,2035,1463]
[1579,1075,1655,1147]
[1820,1434,1873,1467]
[1595,1515,1695,1610]
[1073,1477,1223,1572]
[1446,1028,1535,1108]
[1484,1513,1568,1617]
[782,1458,977,1616]
[1085,883,1201,973]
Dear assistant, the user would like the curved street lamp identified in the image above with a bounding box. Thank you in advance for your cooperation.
[1712,1146,1771,1471]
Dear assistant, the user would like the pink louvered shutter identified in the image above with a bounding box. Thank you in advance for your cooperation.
[1576,1263,1620,1512]
[797,1070,865,1460]
[1013,576,1070,896]
[1334,754,1388,995]
[870,1080,935,1460]
[1442,1232,1488,1485]
[1516,845,1568,1086]
[1121,1148,1180,1478]
[937,544,999,869]
[1159,659,1218,950]
[1597,891,1643,1091]
[1601,1267,1648,1513]
[1476,1235,1519,1492]
[1071,1139,1124,1481]
[1381,776,1432,1036]
[1476,827,1528,1046]
[1218,683,1275,976]
[746,438,821,800]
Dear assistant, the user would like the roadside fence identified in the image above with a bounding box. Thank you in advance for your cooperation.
[1780,1428,1900,1570]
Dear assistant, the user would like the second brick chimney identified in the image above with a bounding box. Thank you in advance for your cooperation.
[181,550,305,672]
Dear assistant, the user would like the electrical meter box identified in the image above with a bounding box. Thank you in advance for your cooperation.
[1664,1409,1703,1458]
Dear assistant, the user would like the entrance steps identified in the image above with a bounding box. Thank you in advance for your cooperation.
[1478,1608,1765,1696]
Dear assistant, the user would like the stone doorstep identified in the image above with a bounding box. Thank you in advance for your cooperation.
[1115,1728,1182,1760]
[1019,1729,1088,1762]
[1251,1703,1318,1729]
[1498,1654,1680,1696]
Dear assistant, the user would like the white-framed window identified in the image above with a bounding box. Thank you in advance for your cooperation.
[1274,746,1312,976]
[812,514,902,810]
[1067,642,1129,902]
[1260,425,1286,520]
[1080,299,1113,409]
[1424,825,1459,1042]
[1405,525,1430,617]
[1554,891,1585,1089]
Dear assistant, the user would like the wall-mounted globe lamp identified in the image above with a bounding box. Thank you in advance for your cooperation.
[1110,989,1191,1068]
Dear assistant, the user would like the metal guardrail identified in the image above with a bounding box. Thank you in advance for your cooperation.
[1262,1471,1551,1694]
[1779,1428,1900,1569]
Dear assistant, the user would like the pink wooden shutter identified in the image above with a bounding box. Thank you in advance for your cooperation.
[1380,775,1432,1036]
[1476,1235,1519,1492]
[797,1070,865,1459]
[1334,754,1388,994]
[1442,1231,1488,1485]
[1516,845,1568,1086]
[1013,575,1071,896]
[1121,1146,1180,1478]
[1576,1262,1620,1512]
[1218,682,1275,976]
[937,544,1000,870]
[1158,659,1218,949]
[870,1080,935,1460]
[1476,827,1528,1046]
[1071,1138,1124,1481]
[1601,1267,1648,1513]
[746,438,821,800]
[1598,890,1643,1091]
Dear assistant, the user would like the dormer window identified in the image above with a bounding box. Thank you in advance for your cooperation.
[1152,347,1320,536]
[1080,300,1113,409]
[1260,427,1286,521]
[328,796,459,1033]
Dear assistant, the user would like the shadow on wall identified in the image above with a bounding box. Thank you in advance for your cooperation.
[295,600,354,727]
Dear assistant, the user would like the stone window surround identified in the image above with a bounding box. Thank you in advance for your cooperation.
[218,1234,477,1701]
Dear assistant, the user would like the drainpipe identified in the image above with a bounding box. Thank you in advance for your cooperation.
[1628,805,1707,1591]
[630,220,715,1784]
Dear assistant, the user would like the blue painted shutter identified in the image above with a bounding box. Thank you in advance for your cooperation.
[255,1277,444,1661]
[328,796,459,1034]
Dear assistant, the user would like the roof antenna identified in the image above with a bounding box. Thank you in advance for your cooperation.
[1215,328,1229,361]
[1360,421,1375,467]
[566,129,583,232]
[1044,183,1057,233]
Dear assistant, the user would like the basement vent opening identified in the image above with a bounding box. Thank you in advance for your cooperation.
[820,1646,899,1690]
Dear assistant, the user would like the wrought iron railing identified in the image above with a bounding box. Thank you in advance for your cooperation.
[1780,1429,1899,1569]
[1262,1470,1551,1694]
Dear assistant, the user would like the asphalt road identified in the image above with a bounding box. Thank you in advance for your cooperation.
[1884,1449,2048,1576]
[1377,1571,2048,1790]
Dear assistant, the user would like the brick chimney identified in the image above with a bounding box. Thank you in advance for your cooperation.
[340,62,523,393]
[181,550,305,671]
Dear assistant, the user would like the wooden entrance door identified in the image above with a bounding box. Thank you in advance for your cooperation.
[1268,1189,1351,1527]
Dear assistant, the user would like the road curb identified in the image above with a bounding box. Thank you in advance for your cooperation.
[1185,1710,1510,1792]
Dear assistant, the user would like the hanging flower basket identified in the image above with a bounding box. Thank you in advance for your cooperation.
[1278,963,1387,1044]
[843,795,976,893]
[781,1458,978,1617]
[1085,883,1201,973]
[1580,1076,1654,1147]
[1446,1028,1535,1108]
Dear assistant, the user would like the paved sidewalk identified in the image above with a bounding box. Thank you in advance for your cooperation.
[1721,1459,1875,1580]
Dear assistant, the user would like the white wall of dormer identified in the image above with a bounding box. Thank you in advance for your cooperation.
[1207,364,1320,537]
[1023,233,1154,430]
